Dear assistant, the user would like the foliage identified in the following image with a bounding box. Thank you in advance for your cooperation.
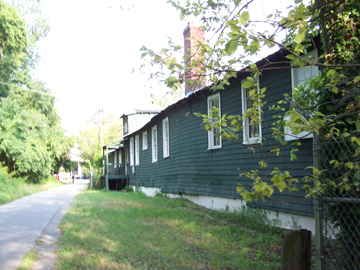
[93,167,102,189]
[56,190,286,269]
[150,84,184,107]
[79,114,123,169]
[53,135,78,173]
[141,0,360,202]
[0,1,67,182]
[124,185,133,192]
[16,251,39,270]
[0,165,62,205]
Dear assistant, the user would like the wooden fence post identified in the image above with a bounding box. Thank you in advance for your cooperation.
[281,229,311,270]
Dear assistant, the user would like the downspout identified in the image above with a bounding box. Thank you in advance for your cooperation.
[105,145,109,191]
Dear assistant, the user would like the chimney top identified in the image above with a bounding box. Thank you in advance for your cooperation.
[183,22,205,96]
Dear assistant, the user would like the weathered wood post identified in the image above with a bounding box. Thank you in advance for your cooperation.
[105,145,109,191]
[281,229,311,270]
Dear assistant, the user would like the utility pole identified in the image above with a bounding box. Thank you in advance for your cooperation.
[94,109,104,147]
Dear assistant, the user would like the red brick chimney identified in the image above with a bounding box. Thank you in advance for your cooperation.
[183,22,205,96]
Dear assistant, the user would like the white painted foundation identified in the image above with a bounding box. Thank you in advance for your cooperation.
[133,186,315,234]
[134,186,161,197]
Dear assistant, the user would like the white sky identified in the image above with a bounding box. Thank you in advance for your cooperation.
[35,0,295,137]
[36,0,187,136]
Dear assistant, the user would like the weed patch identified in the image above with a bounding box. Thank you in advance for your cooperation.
[0,166,64,205]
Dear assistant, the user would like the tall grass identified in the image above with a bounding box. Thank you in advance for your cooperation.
[56,190,286,269]
[0,166,63,205]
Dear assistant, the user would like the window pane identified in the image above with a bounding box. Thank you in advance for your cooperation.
[207,93,221,149]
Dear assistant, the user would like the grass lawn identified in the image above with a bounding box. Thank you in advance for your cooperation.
[56,190,287,270]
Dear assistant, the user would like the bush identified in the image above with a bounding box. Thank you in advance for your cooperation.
[93,168,102,190]
[124,185,133,192]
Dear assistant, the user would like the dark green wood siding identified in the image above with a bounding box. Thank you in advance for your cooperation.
[125,68,314,217]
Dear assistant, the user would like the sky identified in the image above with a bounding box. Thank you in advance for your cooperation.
[35,0,294,137]
[36,0,187,136]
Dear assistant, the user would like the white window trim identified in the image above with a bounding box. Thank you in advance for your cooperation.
[135,135,139,165]
[152,125,157,163]
[284,115,313,141]
[129,137,134,166]
[142,131,148,150]
[207,92,222,150]
[162,117,170,158]
[241,78,262,145]
[286,49,318,141]
[291,50,318,91]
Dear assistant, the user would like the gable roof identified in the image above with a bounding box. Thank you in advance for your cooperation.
[120,105,164,119]
[123,36,322,139]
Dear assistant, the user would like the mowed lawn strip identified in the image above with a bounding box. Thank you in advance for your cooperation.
[56,190,286,270]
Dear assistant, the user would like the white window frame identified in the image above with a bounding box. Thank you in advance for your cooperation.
[207,92,222,150]
[162,117,170,158]
[285,50,318,141]
[142,131,148,150]
[152,125,157,163]
[135,135,139,165]
[284,115,313,141]
[241,78,262,144]
[129,137,134,166]
[291,50,318,93]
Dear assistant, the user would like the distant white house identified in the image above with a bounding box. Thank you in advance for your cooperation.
[70,142,84,176]
[59,142,84,180]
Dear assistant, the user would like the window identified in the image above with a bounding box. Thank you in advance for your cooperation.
[152,125,157,163]
[135,135,139,165]
[291,50,318,92]
[142,131,148,150]
[285,50,318,141]
[207,93,222,149]
[129,137,134,166]
[241,78,262,144]
[162,118,170,158]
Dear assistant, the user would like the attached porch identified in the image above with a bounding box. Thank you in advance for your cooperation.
[102,141,129,191]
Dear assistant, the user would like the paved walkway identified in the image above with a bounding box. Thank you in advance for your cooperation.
[0,180,88,270]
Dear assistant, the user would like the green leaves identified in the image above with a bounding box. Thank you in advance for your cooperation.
[0,2,66,182]
[145,0,360,206]
[294,30,306,45]
[239,11,249,25]
[225,39,238,55]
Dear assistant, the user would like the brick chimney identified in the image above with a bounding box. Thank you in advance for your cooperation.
[183,22,205,96]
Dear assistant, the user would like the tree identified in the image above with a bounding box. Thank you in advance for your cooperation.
[142,1,360,268]
[140,0,360,201]
[52,135,78,173]
[79,114,123,169]
[0,1,66,182]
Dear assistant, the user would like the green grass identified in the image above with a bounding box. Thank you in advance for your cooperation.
[16,251,38,270]
[0,174,64,205]
[56,190,286,270]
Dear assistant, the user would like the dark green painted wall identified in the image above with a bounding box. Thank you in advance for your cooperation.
[125,68,314,217]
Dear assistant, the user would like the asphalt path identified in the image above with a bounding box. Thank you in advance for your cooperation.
[0,180,88,270]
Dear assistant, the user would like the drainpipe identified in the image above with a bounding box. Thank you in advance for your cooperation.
[105,145,109,191]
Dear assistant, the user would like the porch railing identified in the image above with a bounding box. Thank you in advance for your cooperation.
[103,163,129,176]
